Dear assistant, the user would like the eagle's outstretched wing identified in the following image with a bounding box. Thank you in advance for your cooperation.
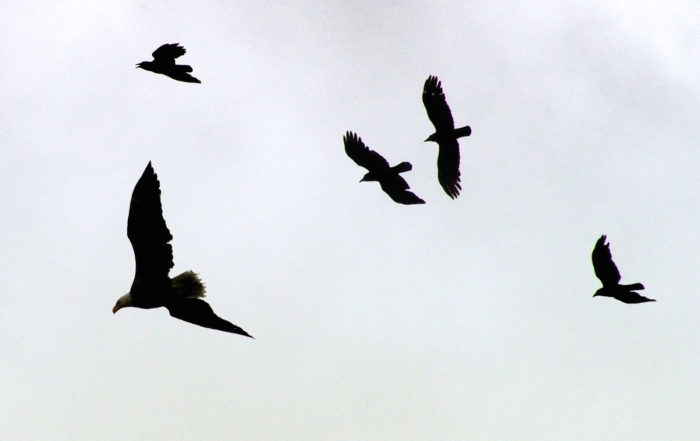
[168,298,253,337]
[127,162,174,297]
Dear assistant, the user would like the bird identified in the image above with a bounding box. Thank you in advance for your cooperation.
[591,234,654,304]
[112,162,252,337]
[344,131,425,205]
[422,75,471,199]
[136,43,201,83]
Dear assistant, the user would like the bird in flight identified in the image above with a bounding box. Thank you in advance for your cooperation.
[136,43,201,83]
[113,162,252,336]
[591,235,654,304]
[422,75,471,199]
[344,131,425,205]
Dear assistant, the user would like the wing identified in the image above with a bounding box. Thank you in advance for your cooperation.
[423,75,455,131]
[379,176,425,205]
[344,131,390,172]
[615,291,655,304]
[128,162,174,287]
[165,68,201,83]
[437,138,461,198]
[591,235,621,287]
[152,43,186,61]
[167,298,253,337]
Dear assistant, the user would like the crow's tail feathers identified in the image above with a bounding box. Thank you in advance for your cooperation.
[392,162,413,174]
[455,125,472,138]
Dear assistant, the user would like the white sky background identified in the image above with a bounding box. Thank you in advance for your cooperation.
[1,0,699,439]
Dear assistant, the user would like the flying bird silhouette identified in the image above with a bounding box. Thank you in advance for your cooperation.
[344,131,425,205]
[592,235,654,304]
[422,75,471,199]
[113,162,252,336]
[136,43,201,83]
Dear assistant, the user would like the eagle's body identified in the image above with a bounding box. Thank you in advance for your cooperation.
[422,75,470,199]
[591,235,654,304]
[137,43,201,83]
[113,162,252,337]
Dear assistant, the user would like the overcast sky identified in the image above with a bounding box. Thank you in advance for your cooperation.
[2,1,699,440]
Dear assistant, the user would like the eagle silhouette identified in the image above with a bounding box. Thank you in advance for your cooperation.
[112,162,252,336]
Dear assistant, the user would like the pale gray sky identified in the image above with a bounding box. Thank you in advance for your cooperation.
[1,1,699,440]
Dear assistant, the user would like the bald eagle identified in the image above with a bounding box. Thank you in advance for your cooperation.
[592,235,654,304]
[113,162,252,337]
[136,43,201,83]
[344,131,425,205]
[422,75,471,199]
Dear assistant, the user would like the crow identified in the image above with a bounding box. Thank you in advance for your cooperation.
[112,162,252,336]
[344,131,425,205]
[592,235,654,304]
[422,75,471,199]
[136,43,201,83]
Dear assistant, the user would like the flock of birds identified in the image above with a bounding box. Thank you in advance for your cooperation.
[115,43,655,338]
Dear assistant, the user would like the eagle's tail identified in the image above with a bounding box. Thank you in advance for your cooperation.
[172,270,206,299]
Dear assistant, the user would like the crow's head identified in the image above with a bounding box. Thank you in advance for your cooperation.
[424,133,439,143]
[360,172,377,183]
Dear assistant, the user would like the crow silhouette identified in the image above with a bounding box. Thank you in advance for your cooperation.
[592,235,654,304]
[112,162,252,337]
[344,131,425,205]
[422,75,471,199]
[137,43,201,83]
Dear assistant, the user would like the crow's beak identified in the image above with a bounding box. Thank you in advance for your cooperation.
[112,304,121,313]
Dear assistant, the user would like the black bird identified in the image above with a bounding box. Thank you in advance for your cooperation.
[113,162,252,337]
[422,75,471,199]
[592,235,654,304]
[344,131,425,205]
[136,43,201,83]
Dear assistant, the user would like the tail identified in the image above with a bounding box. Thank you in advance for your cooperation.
[391,161,413,174]
[623,283,645,291]
[455,125,471,139]
[171,270,206,299]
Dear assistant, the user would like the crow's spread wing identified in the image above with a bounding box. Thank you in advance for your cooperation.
[152,43,187,61]
[379,175,425,205]
[592,235,621,287]
[437,138,461,198]
[343,131,390,172]
[128,162,174,290]
[423,75,455,132]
